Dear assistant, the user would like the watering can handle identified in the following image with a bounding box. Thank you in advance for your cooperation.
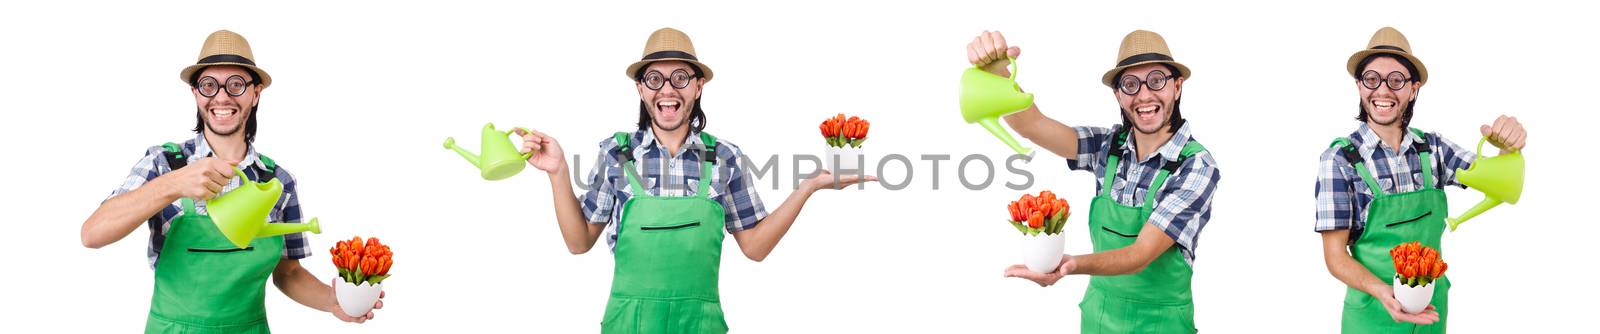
[512,127,535,160]
[974,57,1020,80]
[1008,57,1018,81]
[1476,135,1522,159]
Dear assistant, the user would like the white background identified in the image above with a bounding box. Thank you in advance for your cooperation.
[2,0,1595,332]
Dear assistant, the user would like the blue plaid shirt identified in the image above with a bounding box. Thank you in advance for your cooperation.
[1067,123,1221,264]
[581,129,769,252]
[1314,124,1476,243]
[108,134,312,269]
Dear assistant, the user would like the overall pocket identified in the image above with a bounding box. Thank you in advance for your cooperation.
[640,221,701,232]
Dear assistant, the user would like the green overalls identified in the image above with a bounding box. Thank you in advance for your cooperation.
[1080,133,1206,334]
[600,132,731,334]
[1334,129,1450,333]
[145,143,286,334]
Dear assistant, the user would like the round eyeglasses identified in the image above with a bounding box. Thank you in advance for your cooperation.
[1360,70,1413,91]
[1118,70,1171,95]
[195,75,254,98]
[641,69,694,90]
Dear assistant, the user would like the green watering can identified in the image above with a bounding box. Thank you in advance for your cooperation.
[1447,136,1524,231]
[444,123,534,180]
[203,168,321,249]
[960,58,1034,156]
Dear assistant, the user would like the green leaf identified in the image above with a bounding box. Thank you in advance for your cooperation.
[1011,221,1029,234]
[851,138,866,148]
[368,275,389,284]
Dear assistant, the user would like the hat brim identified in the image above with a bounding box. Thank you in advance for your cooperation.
[625,58,714,82]
[1101,60,1191,88]
[180,62,273,88]
[1347,49,1428,85]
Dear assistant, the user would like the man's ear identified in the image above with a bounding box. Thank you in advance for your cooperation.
[1172,77,1184,100]
[252,86,264,107]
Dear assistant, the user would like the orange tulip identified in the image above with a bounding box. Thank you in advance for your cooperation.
[1027,211,1044,228]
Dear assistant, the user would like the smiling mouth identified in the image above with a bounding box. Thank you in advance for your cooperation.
[1371,99,1397,114]
[210,107,239,120]
[656,101,681,118]
[1134,105,1161,121]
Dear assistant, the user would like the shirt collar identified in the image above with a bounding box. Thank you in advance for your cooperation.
[1352,123,1421,157]
[636,128,706,159]
[193,133,264,171]
[1117,121,1194,164]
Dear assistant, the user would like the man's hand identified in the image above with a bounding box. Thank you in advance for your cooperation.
[158,157,237,200]
[1003,255,1076,287]
[328,278,384,324]
[1480,115,1526,153]
[514,128,566,174]
[1368,281,1439,324]
[801,169,878,192]
[967,30,1023,77]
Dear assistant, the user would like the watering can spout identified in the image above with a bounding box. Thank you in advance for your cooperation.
[444,137,481,166]
[207,168,323,248]
[1447,137,1524,231]
[978,117,1032,156]
[960,59,1035,156]
[258,217,321,238]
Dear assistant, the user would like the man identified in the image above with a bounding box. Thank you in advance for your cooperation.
[514,28,874,333]
[79,30,382,333]
[975,30,1221,333]
[1316,27,1526,333]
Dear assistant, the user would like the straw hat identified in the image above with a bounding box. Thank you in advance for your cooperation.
[178,30,272,88]
[1347,27,1428,85]
[624,28,714,81]
[1101,30,1191,87]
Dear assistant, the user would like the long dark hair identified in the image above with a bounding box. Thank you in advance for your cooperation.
[1117,64,1185,134]
[634,64,707,134]
[189,67,261,144]
[1353,54,1421,129]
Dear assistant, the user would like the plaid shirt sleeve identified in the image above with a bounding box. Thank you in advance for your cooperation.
[109,146,182,268]
[1147,152,1221,262]
[580,137,623,225]
[109,146,170,200]
[1065,126,1117,173]
[1429,132,1477,189]
[712,141,768,233]
[1314,146,1361,232]
[271,167,311,260]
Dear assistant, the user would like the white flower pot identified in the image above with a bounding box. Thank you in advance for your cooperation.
[1392,277,1434,314]
[825,146,864,172]
[336,280,383,317]
[1021,232,1065,274]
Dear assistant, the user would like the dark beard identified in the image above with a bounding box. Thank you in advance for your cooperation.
[197,108,242,136]
[1122,108,1172,135]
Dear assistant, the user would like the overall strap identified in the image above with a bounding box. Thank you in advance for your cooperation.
[1409,128,1435,189]
[613,132,648,196]
[1331,137,1386,195]
[180,198,198,216]
[159,142,277,181]
[1099,132,1127,197]
[696,132,718,198]
[1142,141,1206,210]
[160,142,187,170]
[164,143,199,216]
